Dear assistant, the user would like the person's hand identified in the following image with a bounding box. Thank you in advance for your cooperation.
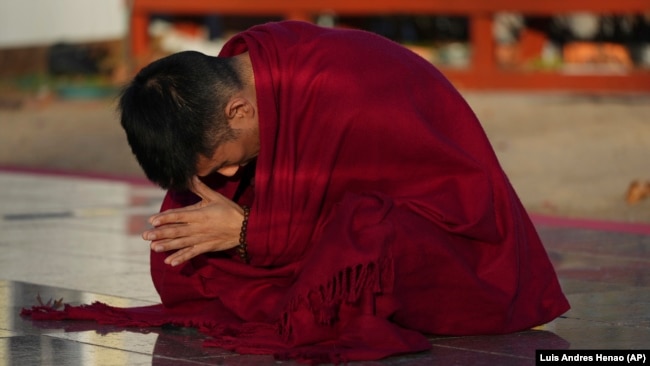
[143,176,245,266]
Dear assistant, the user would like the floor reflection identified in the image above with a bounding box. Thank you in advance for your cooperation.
[1,170,649,365]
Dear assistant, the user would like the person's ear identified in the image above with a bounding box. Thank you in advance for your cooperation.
[225,97,252,121]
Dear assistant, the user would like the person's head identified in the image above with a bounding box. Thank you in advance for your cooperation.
[118,51,243,190]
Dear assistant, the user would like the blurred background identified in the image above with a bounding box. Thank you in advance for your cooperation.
[0,0,649,222]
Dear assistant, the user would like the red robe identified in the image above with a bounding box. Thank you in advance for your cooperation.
[23,21,569,363]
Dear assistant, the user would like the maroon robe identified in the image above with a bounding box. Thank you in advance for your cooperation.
[23,21,569,364]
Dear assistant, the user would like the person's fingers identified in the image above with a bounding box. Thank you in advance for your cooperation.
[164,245,203,266]
[149,234,206,252]
[149,238,172,252]
[148,204,201,225]
[149,208,209,227]
[142,222,189,241]
[161,238,236,266]
[150,233,239,263]
[149,232,234,252]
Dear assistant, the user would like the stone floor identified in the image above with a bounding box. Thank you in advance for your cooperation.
[1,169,649,365]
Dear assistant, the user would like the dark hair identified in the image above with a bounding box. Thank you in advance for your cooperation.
[118,51,242,190]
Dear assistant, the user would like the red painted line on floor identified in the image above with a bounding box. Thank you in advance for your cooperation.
[530,213,650,236]
[0,165,153,187]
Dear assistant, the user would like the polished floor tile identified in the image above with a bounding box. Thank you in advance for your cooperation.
[1,169,649,365]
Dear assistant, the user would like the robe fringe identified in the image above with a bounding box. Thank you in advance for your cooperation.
[280,257,394,340]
